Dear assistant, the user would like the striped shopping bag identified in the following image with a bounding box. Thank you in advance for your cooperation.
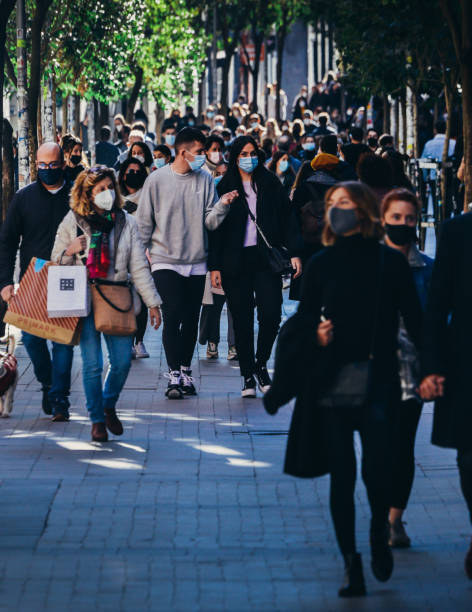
[4,258,82,345]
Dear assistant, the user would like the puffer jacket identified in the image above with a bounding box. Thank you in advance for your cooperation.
[51,208,161,309]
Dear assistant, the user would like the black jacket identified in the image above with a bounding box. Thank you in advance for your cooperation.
[0,180,71,290]
[422,213,472,450]
[264,236,422,478]
[208,167,302,277]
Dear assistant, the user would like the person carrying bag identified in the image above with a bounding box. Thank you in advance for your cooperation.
[52,166,161,442]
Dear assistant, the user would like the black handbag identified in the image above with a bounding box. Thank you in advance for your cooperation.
[243,198,294,276]
[318,247,385,408]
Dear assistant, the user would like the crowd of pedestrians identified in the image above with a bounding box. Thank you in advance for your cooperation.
[0,82,470,600]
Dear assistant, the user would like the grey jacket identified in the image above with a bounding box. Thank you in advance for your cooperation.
[137,164,229,267]
[51,209,161,308]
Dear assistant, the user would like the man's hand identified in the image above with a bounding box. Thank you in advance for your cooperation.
[291,257,302,279]
[211,271,222,289]
[220,190,239,206]
[149,307,161,330]
[317,319,334,347]
[65,235,87,256]
[0,285,14,303]
[419,374,445,401]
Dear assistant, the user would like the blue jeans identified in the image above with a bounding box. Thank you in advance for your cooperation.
[22,332,74,415]
[80,313,133,423]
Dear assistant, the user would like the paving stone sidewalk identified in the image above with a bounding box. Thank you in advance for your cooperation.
[0,301,471,611]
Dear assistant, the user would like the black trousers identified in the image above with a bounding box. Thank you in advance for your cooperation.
[222,247,282,378]
[135,297,148,344]
[152,270,205,371]
[458,448,472,524]
[199,293,235,346]
[390,398,423,510]
[325,400,393,556]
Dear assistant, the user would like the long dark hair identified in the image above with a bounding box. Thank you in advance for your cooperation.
[218,135,265,197]
[118,157,147,196]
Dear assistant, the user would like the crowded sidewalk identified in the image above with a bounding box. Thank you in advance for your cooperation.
[0,299,470,612]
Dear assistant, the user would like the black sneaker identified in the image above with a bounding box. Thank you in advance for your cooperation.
[42,386,52,415]
[165,371,183,400]
[370,523,394,582]
[255,366,272,394]
[241,376,257,398]
[180,368,197,396]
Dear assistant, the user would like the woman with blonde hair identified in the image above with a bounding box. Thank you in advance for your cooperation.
[52,166,161,442]
[292,181,422,596]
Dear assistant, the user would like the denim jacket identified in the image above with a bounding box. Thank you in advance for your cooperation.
[398,244,434,401]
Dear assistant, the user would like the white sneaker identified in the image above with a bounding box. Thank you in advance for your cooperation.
[164,371,183,399]
[131,345,137,360]
[207,342,219,359]
[241,376,257,398]
[135,341,149,358]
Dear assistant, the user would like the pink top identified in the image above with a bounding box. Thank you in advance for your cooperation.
[243,181,258,247]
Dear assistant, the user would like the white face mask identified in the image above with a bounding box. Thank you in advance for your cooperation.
[94,189,115,211]
[134,154,145,164]
[209,151,221,164]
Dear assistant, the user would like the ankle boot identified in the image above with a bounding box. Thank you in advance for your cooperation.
[465,537,472,580]
[338,553,367,598]
[370,523,394,582]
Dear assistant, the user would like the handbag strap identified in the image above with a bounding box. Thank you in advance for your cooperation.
[240,189,274,250]
[91,279,133,313]
[368,245,385,359]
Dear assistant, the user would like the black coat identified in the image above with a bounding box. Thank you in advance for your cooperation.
[422,213,472,450]
[265,236,422,478]
[0,180,71,290]
[208,167,302,277]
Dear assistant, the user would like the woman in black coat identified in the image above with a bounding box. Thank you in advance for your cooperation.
[419,212,472,579]
[208,136,302,397]
[267,181,422,598]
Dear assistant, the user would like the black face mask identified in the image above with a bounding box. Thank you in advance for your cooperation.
[385,223,416,246]
[367,137,378,148]
[38,167,63,186]
[125,173,145,189]
[70,154,82,166]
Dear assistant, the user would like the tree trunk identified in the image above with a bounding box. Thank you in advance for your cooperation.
[62,94,68,135]
[155,103,165,141]
[67,95,75,133]
[461,65,472,209]
[2,118,14,222]
[406,83,415,157]
[37,92,42,146]
[197,72,205,120]
[251,34,263,112]
[43,78,54,141]
[441,84,453,209]
[87,100,95,165]
[93,98,100,141]
[126,67,143,123]
[16,0,31,186]
[99,101,109,129]
[382,94,389,134]
[220,50,233,117]
[28,0,52,164]
[275,25,287,123]
[0,0,16,207]
[73,93,80,135]
[51,78,57,140]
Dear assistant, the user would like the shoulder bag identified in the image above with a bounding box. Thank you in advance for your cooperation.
[318,246,385,408]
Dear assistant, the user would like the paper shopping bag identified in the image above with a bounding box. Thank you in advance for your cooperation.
[4,258,82,345]
[47,265,90,318]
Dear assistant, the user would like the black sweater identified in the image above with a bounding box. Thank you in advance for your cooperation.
[0,180,71,290]
[298,234,422,382]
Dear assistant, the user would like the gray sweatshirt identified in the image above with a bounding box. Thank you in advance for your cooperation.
[137,164,229,266]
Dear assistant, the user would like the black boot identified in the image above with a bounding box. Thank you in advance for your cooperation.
[338,553,367,597]
[370,523,394,582]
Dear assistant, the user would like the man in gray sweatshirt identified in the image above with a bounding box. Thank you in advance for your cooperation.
[138,127,238,399]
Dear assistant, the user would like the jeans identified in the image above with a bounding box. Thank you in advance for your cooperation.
[324,398,393,555]
[22,331,74,414]
[153,270,206,371]
[80,313,133,423]
[222,247,282,378]
[199,293,235,346]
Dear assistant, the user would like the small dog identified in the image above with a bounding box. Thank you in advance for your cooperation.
[0,335,18,417]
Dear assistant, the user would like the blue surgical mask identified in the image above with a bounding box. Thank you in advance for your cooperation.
[302,142,315,151]
[207,111,215,119]
[186,152,206,172]
[238,156,258,173]
[165,134,176,146]
[279,160,289,173]
[38,167,63,186]
[153,158,166,170]
[251,122,259,129]
[214,176,223,186]
[188,120,195,126]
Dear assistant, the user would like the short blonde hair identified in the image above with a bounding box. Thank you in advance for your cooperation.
[70,166,123,217]
[322,181,383,246]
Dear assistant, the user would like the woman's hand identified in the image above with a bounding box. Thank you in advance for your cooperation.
[291,257,302,279]
[149,307,161,330]
[317,319,334,347]
[211,271,222,289]
[65,235,87,256]
[220,190,239,206]
[418,374,445,401]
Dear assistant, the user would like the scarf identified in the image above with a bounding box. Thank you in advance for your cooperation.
[310,152,340,172]
[85,212,114,279]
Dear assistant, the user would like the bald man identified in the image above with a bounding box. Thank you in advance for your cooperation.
[0,142,74,421]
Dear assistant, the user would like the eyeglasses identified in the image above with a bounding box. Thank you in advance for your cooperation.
[37,161,62,170]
